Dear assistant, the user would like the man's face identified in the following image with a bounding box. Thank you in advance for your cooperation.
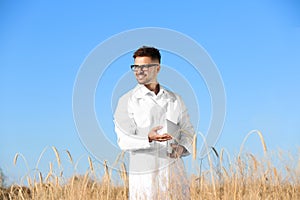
[133,56,160,85]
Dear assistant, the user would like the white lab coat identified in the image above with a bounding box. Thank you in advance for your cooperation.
[114,84,194,200]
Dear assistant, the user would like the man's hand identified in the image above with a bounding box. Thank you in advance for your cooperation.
[168,144,186,158]
[148,126,172,142]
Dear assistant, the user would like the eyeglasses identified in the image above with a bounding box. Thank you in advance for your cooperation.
[130,64,159,71]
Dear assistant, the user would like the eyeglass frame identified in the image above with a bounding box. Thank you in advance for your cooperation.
[130,63,159,71]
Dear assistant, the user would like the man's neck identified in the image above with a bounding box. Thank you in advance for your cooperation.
[145,83,160,95]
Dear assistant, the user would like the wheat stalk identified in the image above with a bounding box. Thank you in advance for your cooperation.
[65,150,73,164]
[13,154,19,166]
[74,154,86,172]
[103,160,110,184]
[239,130,267,157]
[88,156,94,172]
[197,131,217,199]
[192,134,197,160]
[249,153,258,172]
[13,153,30,173]
[52,146,61,168]
[120,162,128,198]
[120,162,127,184]
[45,162,53,182]
[55,176,59,187]
[39,172,43,184]
[35,146,50,170]
[26,177,32,188]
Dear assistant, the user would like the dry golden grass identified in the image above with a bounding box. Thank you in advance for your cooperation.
[2,131,299,200]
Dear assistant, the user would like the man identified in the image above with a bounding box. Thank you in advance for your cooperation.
[114,46,195,200]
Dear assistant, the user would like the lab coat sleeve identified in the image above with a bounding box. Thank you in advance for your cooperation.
[176,95,195,157]
[114,93,151,151]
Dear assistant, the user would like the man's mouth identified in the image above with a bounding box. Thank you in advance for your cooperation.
[137,74,146,79]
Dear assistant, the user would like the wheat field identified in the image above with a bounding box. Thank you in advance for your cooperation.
[1,131,299,200]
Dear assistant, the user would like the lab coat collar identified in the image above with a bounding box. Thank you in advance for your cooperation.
[132,84,176,101]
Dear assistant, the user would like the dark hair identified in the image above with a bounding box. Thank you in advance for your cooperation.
[133,46,161,63]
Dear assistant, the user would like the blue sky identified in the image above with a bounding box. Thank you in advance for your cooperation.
[1,1,299,184]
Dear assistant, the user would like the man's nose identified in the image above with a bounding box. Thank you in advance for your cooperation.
[136,67,145,73]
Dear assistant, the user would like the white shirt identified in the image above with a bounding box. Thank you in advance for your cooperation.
[114,84,194,200]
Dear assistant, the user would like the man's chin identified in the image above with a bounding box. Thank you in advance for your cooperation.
[136,79,146,84]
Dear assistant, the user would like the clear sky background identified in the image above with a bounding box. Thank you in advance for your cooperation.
[1,1,299,184]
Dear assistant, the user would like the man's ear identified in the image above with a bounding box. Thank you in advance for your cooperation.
[156,65,161,73]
